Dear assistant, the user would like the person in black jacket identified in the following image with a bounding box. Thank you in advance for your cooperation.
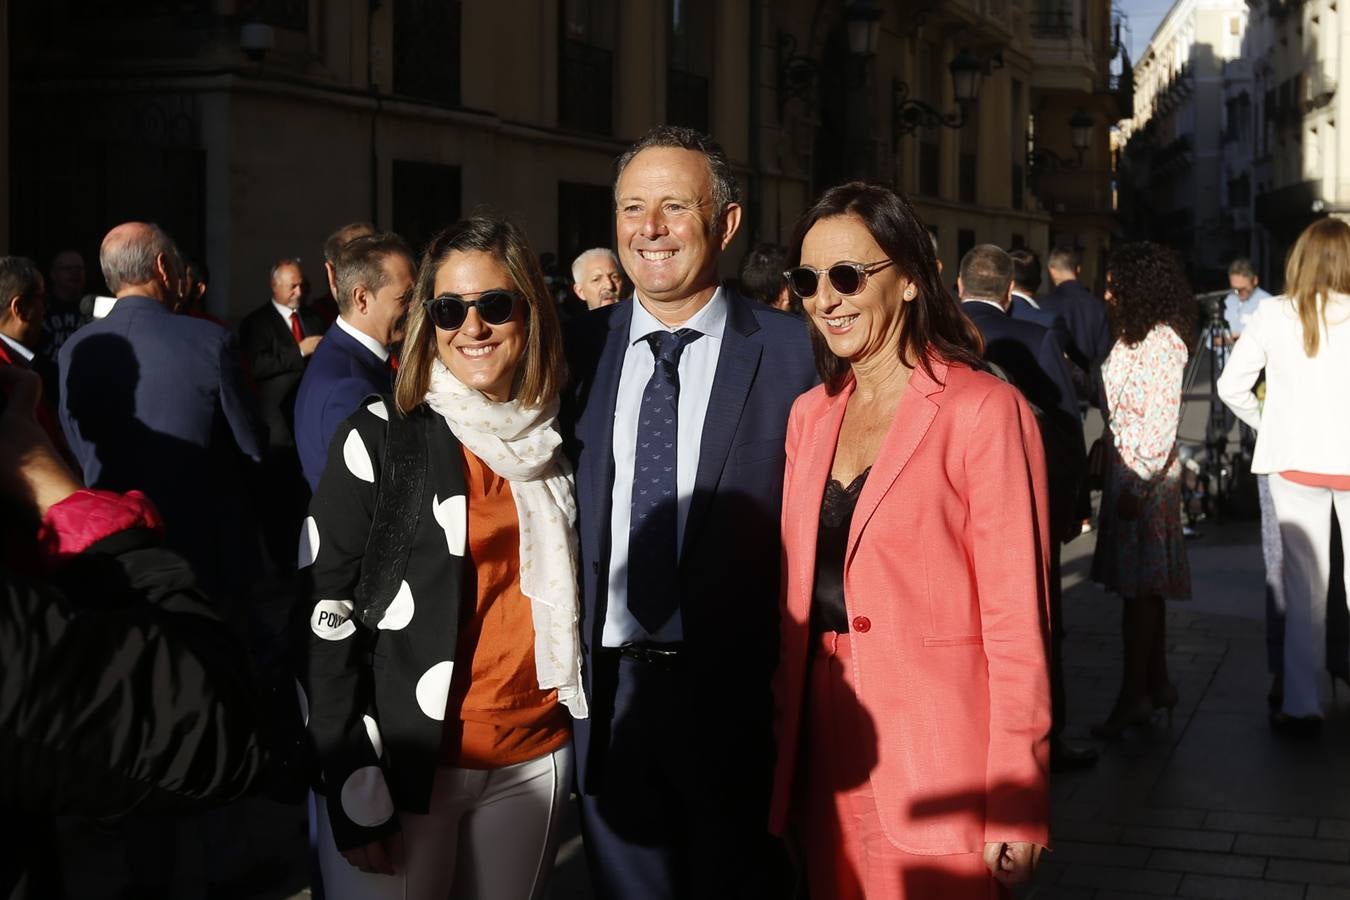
[0,366,265,899]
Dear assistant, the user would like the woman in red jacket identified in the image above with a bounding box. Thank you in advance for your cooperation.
[771,183,1052,898]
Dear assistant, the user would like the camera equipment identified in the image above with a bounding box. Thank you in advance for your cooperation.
[1182,291,1240,520]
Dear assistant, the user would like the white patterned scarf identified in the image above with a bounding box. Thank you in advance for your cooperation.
[424,359,588,719]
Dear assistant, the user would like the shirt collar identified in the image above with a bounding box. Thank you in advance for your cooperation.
[272,299,299,320]
[0,333,35,362]
[335,314,390,362]
[627,286,728,346]
[1011,290,1040,309]
[962,297,1007,312]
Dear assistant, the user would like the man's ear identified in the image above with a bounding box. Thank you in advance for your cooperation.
[352,284,370,315]
[573,283,586,301]
[718,203,744,251]
[956,276,966,299]
[4,294,21,322]
[326,261,339,298]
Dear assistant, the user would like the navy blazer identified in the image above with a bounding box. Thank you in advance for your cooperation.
[1011,294,1092,404]
[238,301,326,450]
[963,300,1086,536]
[294,322,392,491]
[562,292,816,792]
[1037,278,1113,370]
[57,295,265,591]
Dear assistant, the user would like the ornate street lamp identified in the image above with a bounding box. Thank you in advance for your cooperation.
[845,0,883,57]
[893,48,1003,139]
[1027,110,1096,182]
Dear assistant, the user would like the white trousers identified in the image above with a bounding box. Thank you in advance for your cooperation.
[1267,475,1350,717]
[317,743,572,900]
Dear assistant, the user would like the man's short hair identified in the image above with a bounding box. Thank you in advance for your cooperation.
[270,257,303,284]
[100,224,177,293]
[1009,248,1042,294]
[1228,257,1257,279]
[334,233,413,314]
[613,125,740,235]
[0,257,41,320]
[959,244,1014,301]
[1046,247,1079,274]
[739,243,788,307]
[323,222,377,265]
[571,247,620,285]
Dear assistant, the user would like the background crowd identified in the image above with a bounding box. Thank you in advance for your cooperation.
[1,120,1346,900]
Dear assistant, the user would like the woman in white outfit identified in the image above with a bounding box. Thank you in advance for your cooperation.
[1218,217,1350,737]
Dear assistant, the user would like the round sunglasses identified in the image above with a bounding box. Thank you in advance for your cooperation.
[783,259,896,299]
[423,289,519,331]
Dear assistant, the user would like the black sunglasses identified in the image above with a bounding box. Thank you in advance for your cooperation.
[424,290,519,331]
[783,260,895,299]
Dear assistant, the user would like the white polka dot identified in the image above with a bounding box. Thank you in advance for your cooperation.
[415,661,455,720]
[310,599,357,641]
[432,494,467,557]
[378,581,415,630]
[295,679,309,727]
[297,517,320,569]
[366,399,389,421]
[339,765,394,827]
[362,715,384,757]
[343,429,375,483]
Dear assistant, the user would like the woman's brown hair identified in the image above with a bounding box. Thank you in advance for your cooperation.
[786,182,984,394]
[394,216,566,414]
[1284,217,1350,357]
[1103,241,1195,348]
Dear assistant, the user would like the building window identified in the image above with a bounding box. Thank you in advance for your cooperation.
[558,182,614,270]
[668,0,712,132]
[241,0,308,31]
[393,0,462,106]
[919,141,940,196]
[559,0,615,134]
[957,229,976,264]
[1010,233,1026,250]
[1012,164,1024,210]
[1031,0,1073,38]
[393,161,462,256]
[959,153,977,204]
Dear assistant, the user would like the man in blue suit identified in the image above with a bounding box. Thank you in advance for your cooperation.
[294,233,415,490]
[58,222,265,602]
[1008,248,1092,404]
[562,126,816,898]
[959,244,1094,772]
[1039,247,1113,406]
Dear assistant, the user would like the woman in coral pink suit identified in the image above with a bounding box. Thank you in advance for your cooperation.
[770,182,1052,899]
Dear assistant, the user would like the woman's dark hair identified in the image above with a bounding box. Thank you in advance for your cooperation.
[787,182,984,393]
[1104,241,1195,347]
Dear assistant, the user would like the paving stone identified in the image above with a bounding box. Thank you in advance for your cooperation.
[1266,858,1350,886]
[1058,863,1182,894]
[1053,820,1125,843]
[1323,820,1350,841]
[1176,874,1304,899]
[1203,811,1317,837]
[1116,808,1210,830]
[1050,841,1150,867]
[1309,887,1350,900]
[1120,826,1235,853]
[1235,833,1350,862]
[1147,848,1267,878]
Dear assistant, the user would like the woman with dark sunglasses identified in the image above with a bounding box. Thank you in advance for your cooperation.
[769,182,1052,898]
[301,216,585,899]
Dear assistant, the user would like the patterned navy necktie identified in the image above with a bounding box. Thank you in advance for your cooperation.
[627,328,702,634]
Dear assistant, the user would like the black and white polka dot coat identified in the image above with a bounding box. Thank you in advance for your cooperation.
[298,397,470,852]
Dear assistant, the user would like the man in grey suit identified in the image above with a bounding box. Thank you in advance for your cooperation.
[59,222,265,602]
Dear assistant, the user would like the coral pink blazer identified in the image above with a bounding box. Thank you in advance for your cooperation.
[770,358,1053,854]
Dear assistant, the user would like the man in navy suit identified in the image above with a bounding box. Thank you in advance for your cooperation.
[239,258,327,571]
[1039,247,1113,406]
[562,126,816,898]
[1008,248,1092,404]
[58,222,265,602]
[958,244,1095,772]
[294,233,415,490]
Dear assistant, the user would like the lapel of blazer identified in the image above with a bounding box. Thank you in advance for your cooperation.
[682,292,763,552]
[586,301,635,538]
[846,358,947,563]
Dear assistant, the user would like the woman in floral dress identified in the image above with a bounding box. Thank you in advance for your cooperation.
[1091,242,1193,737]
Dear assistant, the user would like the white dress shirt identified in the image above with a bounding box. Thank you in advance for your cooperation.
[335,315,389,362]
[273,299,303,330]
[1011,290,1041,310]
[0,333,35,363]
[603,289,727,646]
[1222,285,1272,337]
